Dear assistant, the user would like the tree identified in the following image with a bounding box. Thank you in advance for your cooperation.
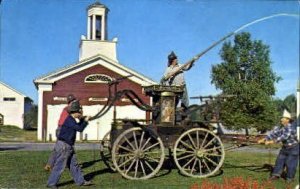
[282,94,297,117]
[23,105,38,130]
[211,32,281,132]
[274,94,297,118]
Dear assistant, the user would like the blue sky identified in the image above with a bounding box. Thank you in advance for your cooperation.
[0,0,299,104]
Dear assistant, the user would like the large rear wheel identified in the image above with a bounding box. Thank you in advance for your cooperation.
[112,127,165,180]
[173,128,225,178]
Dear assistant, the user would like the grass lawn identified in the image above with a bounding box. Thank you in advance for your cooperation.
[0,125,37,142]
[0,149,298,189]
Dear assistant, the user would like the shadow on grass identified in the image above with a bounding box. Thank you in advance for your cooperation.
[175,164,224,178]
[224,163,273,172]
[0,146,24,151]
[152,158,174,178]
[80,159,101,169]
[153,157,225,179]
[84,168,112,180]
[57,158,112,187]
[24,127,37,131]
[57,167,111,187]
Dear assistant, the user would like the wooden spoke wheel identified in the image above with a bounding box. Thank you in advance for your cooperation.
[173,128,225,178]
[112,127,165,180]
[99,130,116,171]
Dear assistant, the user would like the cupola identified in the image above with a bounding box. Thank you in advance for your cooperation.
[79,1,118,62]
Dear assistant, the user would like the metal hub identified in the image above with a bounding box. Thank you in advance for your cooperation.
[134,150,145,159]
[196,149,204,158]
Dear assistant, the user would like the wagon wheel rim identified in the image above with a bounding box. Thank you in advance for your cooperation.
[112,127,165,180]
[99,130,116,171]
[173,128,225,178]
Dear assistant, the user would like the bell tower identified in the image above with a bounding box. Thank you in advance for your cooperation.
[87,1,107,40]
[79,1,118,62]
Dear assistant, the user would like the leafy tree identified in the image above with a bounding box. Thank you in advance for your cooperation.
[273,98,285,112]
[274,94,297,117]
[282,94,297,117]
[211,32,281,132]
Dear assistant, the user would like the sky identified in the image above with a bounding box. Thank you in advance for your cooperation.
[0,0,299,104]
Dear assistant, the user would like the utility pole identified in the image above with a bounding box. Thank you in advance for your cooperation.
[0,0,2,81]
[296,5,300,141]
[297,79,300,140]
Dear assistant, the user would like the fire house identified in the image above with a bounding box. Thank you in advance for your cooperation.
[34,2,157,141]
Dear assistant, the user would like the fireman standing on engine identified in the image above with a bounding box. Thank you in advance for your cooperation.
[161,51,194,108]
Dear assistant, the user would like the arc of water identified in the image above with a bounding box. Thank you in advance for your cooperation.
[234,13,299,33]
[162,13,299,84]
[193,13,299,60]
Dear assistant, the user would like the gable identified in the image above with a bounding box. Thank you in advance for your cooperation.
[53,64,135,92]
[0,81,26,99]
[34,54,157,87]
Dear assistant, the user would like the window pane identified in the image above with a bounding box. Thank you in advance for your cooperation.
[3,97,16,101]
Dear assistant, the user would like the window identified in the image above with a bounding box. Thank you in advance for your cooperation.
[3,97,16,101]
[85,74,113,83]
[89,16,93,39]
[96,16,102,40]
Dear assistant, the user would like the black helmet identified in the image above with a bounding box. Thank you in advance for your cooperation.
[168,51,177,62]
[67,94,76,104]
[68,100,81,113]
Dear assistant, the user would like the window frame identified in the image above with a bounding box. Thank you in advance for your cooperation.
[84,74,113,83]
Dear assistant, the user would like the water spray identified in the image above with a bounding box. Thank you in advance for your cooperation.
[234,13,299,33]
[162,13,299,81]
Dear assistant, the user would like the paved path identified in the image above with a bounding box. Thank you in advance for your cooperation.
[0,142,101,151]
[0,142,280,154]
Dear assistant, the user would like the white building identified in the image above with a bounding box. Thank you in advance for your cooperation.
[0,81,33,129]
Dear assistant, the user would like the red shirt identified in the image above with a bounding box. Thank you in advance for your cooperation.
[58,106,69,127]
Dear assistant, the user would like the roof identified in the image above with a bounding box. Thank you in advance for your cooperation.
[34,53,157,88]
[0,81,28,98]
[87,1,109,11]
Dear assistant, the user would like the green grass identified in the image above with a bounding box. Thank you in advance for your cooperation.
[0,149,298,189]
[0,125,37,142]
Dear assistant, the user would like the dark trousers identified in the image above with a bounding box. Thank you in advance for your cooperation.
[47,140,85,186]
[46,127,61,167]
[272,143,299,180]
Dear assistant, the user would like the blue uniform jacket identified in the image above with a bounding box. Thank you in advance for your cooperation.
[58,115,88,146]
